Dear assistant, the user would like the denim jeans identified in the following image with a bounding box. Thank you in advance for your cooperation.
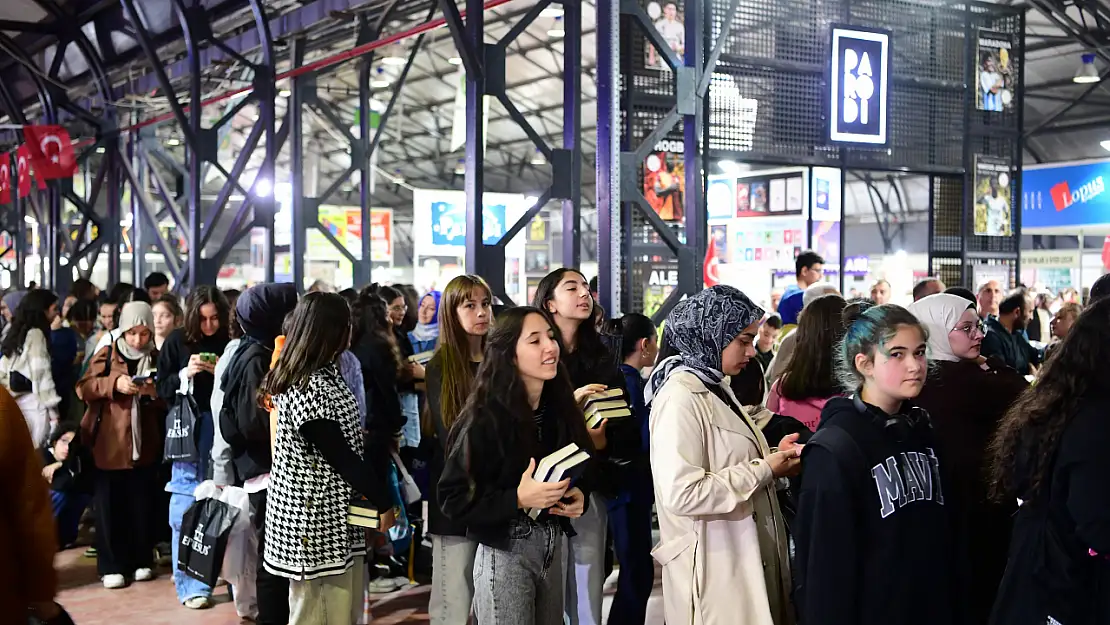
[605,493,655,625]
[170,492,213,603]
[473,518,565,625]
[565,494,608,625]
[51,490,91,548]
[429,534,477,625]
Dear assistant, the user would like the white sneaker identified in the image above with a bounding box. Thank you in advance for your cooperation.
[183,596,211,609]
[367,577,400,593]
[103,574,126,589]
[133,568,155,582]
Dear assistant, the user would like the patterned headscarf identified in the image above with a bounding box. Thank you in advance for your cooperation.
[645,285,765,404]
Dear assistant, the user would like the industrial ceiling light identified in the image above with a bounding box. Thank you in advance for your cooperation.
[96,147,105,154]
[166,138,181,146]
[448,56,463,66]
[454,159,466,175]
[1100,139,1110,151]
[391,169,405,184]
[381,54,407,66]
[548,16,565,38]
[1074,53,1100,83]
[540,6,564,18]
[370,78,391,89]
[254,177,273,198]
[278,89,291,98]
[531,149,547,165]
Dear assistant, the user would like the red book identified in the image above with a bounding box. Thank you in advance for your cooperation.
[22,125,77,180]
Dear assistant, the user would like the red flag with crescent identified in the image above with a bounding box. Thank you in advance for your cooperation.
[0,153,10,204]
[703,238,720,288]
[16,145,32,198]
[22,125,77,180]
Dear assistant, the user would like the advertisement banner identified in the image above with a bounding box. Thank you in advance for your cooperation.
[643,1,685,72]
[644,149,685,221]
[811,167,843,221]
[308,205,392,263]
[973,155,1013,236]
[829,26,890,145]
[1022,160,1110,230]
[977,30,1014,113]
[706,176,735,220]
[412,188,528,258]
[366,209,392,263]
[1021,249,1080,269]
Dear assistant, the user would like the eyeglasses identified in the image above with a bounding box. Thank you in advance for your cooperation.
[951,321,986,337]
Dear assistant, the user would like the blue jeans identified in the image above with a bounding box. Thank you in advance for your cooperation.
[170,492,212,602]
[51,490,91,548]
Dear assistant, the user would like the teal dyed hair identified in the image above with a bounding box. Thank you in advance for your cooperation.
[836,304,928,392]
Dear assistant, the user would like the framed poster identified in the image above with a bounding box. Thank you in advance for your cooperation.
[643,1,685,72]
[974,155,1013,236]
[828,26,891,145]
[977,30,1014,112]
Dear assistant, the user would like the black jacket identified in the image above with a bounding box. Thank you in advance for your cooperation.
[352,334,405,482]
[981,317,1039,375]
[794,397,960,625]
[561,348,636,496]
[438,393,595,549]
[424,356,474,537]
[156,328,228,414]
[990,395,1110,625]
[219,339,272,482]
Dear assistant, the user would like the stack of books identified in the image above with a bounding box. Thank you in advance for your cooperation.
[347,499,382,529]
[527,442,590,519]
[410,351,434,365]
[583,388,631,429]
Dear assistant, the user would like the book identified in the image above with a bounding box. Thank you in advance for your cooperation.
[584,399,627,417]
[582,388,623,404]
[528,445,591,519]
[586,406,632,429]
[409,351,434,365]
[348,499,381,529]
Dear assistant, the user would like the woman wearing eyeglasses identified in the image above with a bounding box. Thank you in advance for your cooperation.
[907,293,1028,625]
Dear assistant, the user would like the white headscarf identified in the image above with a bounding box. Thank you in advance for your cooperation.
[906,293,975,363]
[114,302,155,461]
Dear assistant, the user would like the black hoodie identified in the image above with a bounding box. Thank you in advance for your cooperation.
[793,396,961,625]
[218,284,298,483]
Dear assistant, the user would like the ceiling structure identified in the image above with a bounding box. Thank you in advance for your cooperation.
[2,0,1110,223]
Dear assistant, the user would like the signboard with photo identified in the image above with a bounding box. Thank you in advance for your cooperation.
[828,26,890,145]
[644,150,685,221]
[644,1,684,72]
[977,31,1014,112]
[974,155,1013,236]
[750,181,768,212]
[736,182,751,215]
[710,225,728,262]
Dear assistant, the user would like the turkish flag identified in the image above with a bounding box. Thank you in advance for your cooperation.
[16,145,32,198]
[22,125,77,180]
[703,239,719,288]
[0,153,10,204]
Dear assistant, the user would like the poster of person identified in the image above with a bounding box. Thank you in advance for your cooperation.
[644,151,685,221]
[786,176,803,211]
[750,181,768,212]
[974,154,1013,236]
[769,178,786,213]
[710,225,728,262]
[977,31,1013,112]
[736,182,750,215]
[644,1,684,71]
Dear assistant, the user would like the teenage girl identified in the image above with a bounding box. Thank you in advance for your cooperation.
[438,306,594,625]
[425,275,493,624]
[793,304,958,625]
[533,268,624,625]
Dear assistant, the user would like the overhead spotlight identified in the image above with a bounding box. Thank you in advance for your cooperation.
[1074,53,1100,83]
[548,15,566,38]
[255,177,273,198]
[251,112,260,121]
[531,149,547,165]
[370,79,391,89]
[540,6,564,18]
[448,56,463,66]
[166,138,181,146]
[391,169,405,184]
[96,147,105,154]
[454,159,466,175]
[278,89,291,98]
[24,215,36,224]
[381,55,407,66]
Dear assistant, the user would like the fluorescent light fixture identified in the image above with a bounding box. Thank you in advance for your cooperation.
[454,159,465,175]
[58,257,69,266]
[390,169,405,184]
[1075,53,1100,83]
[531,149,547,165]
[254,177,273,198]
[251,113,259,121]
[540,6,564,17]
[1101,140,1110,151]
[718,159,739,173]
[24,215,36,224]
[829,26,891,145]
[370,79,391,89]
[547,27,565,38]
[278,89,291,97]
[166,138,181,146]
[448,56,463,66]
[96,147,105,154]
[381,55,407,66]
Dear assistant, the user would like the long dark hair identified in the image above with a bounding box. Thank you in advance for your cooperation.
[223,289,243,340]
[781,294,847,400]
[354,286,401,378]
[446,307,593,456]
[1,289,58,357]
[259,292,352,400]
[990,297,1110,502]
[614,313,656,360]
[433,275,492,432]
[532,268,613,380]
[183,286,230,345]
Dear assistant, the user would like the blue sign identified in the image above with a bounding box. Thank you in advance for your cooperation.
[844,255,869,276]
[829,26,890,145]
[430,200,508,246]
[1022,161,1110,229]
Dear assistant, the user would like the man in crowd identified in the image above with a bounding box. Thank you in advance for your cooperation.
[913,277,946,301]
[143,272,171,300]
[978,280,1003,319]
[870,279,891,305]
[981,291,1039,375]
[754,313,782,372]
[777,250,825,325]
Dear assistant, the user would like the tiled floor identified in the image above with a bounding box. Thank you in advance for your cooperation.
[56,547,665,624]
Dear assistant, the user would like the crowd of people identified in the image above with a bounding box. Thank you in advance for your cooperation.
[4,257,1110,625]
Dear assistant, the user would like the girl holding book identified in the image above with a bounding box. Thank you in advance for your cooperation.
[425,275,492,625]
[533,268,625,625]
[259,292,393,624]
[438,306,595,625]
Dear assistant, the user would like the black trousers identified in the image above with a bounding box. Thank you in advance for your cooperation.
[605,486,656,625]
[249,489,289,625]
[94,466,157,577]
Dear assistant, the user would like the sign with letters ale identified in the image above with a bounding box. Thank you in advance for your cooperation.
[829,26,891,146]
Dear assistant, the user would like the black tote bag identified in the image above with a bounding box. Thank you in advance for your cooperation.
[177,497,240,585]
[163,393,200,462]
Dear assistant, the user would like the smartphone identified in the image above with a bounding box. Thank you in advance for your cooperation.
[199,352,218,364]
[132,373,155,383]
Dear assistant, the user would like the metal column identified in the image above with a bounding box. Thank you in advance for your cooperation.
[463,0,486,274]
[596,0,619,314]
[562,0,582,270]
[290,38,308,292]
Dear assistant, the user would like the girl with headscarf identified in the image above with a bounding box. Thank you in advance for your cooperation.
[78,302,165,591]
[408,290,441,356]
[646,285,799,625]
[907,293,1027,625]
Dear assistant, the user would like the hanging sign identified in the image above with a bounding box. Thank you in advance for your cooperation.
[829,26,891,146]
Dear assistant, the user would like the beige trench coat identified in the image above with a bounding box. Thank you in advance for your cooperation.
[649,371,794,625]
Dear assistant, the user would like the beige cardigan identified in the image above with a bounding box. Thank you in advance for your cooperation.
[649,371,794,625]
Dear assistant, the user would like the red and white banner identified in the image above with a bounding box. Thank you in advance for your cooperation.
[0,153,10,204]
[23,125,77,180]
[16,145,31,198]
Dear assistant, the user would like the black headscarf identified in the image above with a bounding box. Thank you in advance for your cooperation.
[237,283,298,344]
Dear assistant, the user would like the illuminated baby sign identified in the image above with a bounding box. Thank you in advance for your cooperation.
[829,26,891,146]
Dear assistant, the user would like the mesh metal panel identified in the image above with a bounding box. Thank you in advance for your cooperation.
[931,256,963,290]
